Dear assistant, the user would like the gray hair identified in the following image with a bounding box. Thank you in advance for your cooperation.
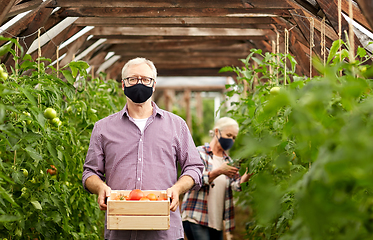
[209,117,239,137]
[121,57,157,80]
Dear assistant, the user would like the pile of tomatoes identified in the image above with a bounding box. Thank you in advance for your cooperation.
[113,189,166,201]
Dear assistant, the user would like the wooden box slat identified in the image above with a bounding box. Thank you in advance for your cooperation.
[107,215,170,230]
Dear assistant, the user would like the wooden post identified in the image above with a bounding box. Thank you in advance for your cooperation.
[196,92,203,124]
[184,89,192,132]
[253,61,258,90]
[164,89,175,112]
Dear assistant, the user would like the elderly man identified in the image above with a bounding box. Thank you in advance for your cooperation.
[82,57,204,240]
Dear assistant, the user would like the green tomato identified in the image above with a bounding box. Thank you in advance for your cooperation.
[51,117,62,127]
[66,106,72,113]
[44,108,57,119]
[23,112,32,125]
[270,86,281,95]
[0,66,8,81]
[22,168,28,177]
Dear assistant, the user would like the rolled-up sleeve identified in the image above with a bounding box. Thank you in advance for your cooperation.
[177,121,204,191]
[82,122,106,192]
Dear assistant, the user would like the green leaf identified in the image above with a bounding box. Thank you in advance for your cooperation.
[356,46,366,59]
[219,66,234,73]
[327,39,343,64]
[0,42,13,57]
[19,87,37,106]
[0,186,20,207]
[31,200,42,210]
[0,215,21,222]
[24,145,43,162]
[62,70,75,85]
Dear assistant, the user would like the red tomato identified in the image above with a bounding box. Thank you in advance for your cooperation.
[128,189,144,200]
[146,193,158,201]
[47,165,57,176]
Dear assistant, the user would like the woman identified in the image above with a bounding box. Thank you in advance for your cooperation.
[181,117,251,240]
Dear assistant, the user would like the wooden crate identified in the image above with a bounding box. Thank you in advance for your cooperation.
[107,190,170,230]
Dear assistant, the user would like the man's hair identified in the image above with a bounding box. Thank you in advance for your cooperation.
[121,57,157,80]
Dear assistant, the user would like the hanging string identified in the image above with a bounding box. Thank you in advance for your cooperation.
[38,29,41,80]
[15,37,19,79]
[270,40,275,83]
[56,46,59,78]
[348,0,355,62]
[284,28,289,85]
[338,0,342,64]
[276,31,280,85]
[321,17,326,65]
[310,18,314,79]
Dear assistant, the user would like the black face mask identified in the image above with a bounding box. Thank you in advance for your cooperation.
[124,84,153,103]
[217,130,234,151]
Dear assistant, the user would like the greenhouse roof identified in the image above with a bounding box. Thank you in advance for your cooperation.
[0,0,373,83]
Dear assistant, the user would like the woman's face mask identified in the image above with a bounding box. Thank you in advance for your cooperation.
[217,129,234,151]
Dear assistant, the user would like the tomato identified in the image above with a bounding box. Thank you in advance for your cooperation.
[270,86,281,95]
[146,193,158,201]
[47,165,57,175]
[128,189,144,200]
[22,168,28,177]
[23,111,32,125]
[51,117,62,127]
[44,108,57,119]
[0,65,8,81]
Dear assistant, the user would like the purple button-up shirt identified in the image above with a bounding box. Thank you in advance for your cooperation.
[82,102,203,240]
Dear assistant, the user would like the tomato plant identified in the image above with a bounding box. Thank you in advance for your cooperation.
[0,36,125,239]
[222,39,373,240]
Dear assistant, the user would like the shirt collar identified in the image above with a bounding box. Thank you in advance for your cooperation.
[203,143,230,161]
[121,101,164,119]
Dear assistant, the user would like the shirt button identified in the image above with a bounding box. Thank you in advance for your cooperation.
[138,178,140,181]
[139,158,141,161]
[140,139,142,142]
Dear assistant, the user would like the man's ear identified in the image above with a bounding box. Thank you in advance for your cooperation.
[121,81,125,90]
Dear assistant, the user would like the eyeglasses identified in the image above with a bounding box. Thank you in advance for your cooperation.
[123,76,154,86]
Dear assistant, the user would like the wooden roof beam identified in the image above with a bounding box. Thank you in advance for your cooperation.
[89,26,274,37]
[355,0,373,30]
[0,0,17,25]
[49,0,247,8]
[58,7,290,18]
[6,0,43,19]
[315,0,365,53]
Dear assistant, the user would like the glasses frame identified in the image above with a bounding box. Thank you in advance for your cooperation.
[123,76,155,86]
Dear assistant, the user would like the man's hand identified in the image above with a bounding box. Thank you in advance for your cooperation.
[166,187,180,212]
[167,175,195,212]
[97,185,111,210]
[85,175,111,211]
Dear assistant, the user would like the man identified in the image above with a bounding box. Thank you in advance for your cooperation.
[82,57,204,240]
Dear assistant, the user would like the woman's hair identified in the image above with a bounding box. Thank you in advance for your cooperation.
[209,117,239,137]
[121,57,157,80]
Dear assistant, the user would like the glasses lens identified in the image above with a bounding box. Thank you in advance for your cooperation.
[125,77,153,86]
[142,77,152,85]
[127,77,138,85]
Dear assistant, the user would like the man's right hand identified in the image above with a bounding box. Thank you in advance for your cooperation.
[85,175,111,211]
